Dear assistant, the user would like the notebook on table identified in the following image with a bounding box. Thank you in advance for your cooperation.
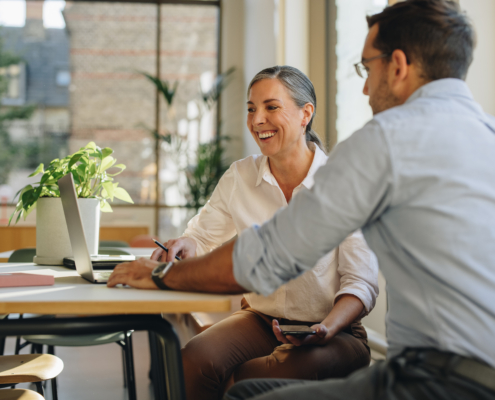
[58,174,136,283]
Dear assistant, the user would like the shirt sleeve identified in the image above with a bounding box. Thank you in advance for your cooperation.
[334,230,379,315]
[233,120,394,295]
[182,164,237,256]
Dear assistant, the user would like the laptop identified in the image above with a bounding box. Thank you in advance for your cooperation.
[58,173,136,283]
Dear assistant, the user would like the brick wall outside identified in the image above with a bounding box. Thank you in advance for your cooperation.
[64,2,218,205]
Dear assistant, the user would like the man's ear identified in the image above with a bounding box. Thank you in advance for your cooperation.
[388,49,409,87]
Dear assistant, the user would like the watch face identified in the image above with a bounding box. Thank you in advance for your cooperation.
[152,263,168,277]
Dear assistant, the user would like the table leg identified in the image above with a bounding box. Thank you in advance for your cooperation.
[0,314,185,400]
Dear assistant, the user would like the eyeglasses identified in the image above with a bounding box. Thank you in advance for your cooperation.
[354,53,391,78]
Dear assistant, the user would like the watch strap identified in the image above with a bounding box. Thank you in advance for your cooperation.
[151,262,174,290]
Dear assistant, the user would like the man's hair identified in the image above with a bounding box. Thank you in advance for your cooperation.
[367,0,475,81]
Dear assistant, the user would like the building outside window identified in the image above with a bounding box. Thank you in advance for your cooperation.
[0,0,221,238]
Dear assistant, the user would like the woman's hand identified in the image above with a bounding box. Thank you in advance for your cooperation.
[271,294,365,347]
[272,319,332,347]
[150,237,197,262]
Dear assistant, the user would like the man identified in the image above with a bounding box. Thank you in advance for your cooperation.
[108,0,495,398]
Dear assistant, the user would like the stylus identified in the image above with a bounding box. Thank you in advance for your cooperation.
[152,239,182,261]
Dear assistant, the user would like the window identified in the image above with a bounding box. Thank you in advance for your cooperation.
[0,63,25,104]
[1,1,221,239]
[56,70,71,87]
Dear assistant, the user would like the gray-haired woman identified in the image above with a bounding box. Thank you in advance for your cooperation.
[151,66,379,400]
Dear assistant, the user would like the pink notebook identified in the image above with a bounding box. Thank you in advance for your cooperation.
[0,273,54,288]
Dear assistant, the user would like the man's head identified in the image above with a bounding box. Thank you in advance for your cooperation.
[361,0,475,115]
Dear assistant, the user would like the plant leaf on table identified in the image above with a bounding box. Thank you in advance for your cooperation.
[9,142,134,224]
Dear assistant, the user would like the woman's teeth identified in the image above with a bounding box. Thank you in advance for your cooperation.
[259,131,276,139]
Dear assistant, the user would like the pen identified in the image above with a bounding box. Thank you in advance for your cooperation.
[152,238,182,261]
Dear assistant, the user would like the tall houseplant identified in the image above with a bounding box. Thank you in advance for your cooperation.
[10,142,133,265]
[140,68,235,210]
[0,35,35,185]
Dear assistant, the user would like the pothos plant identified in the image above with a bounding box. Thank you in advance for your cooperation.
[9,142,134,225]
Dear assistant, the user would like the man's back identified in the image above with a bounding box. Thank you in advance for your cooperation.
[362,78,495,365]
[232,78,495,368]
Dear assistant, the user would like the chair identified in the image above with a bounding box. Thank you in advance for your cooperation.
[8,250,137,400]
[129,234,159,248]
[0,353,63,399]
[0,389,44,400]
[99,240,130,248]
[8,250,36,264]
[363,325,388,363]
[20,331,135,400]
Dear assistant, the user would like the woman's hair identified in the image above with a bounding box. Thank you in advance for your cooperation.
[247,65,325,152]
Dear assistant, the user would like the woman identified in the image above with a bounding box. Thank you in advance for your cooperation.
[151,66,379,400]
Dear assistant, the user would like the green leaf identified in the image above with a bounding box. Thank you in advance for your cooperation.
[106,164,126,177]
[113,187,134,204]
[28,164,44,177]
[102,147,113,158]
[39,172,51,185]
[69,153,84,169]
[84,142,97,150]
[100,200,113,212]
[21,189,35,208]
[102,181,115,201]
[89,162,96,175]
[100,156,116,172]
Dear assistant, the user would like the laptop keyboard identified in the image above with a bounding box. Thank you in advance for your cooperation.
[96,271,113,279]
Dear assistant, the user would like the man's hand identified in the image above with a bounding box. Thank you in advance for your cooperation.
[272,319,332,347]
[107,258,161,289]
[150,237,197,262]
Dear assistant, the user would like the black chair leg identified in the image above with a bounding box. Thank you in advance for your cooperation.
[121,346,128,388]
[51,377,59,400]
[148,331,167,400]
[34,381,44,397]
[0,336,6,355]
[123,331,137,400]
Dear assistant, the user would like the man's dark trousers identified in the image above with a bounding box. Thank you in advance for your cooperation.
[224,348,495,400]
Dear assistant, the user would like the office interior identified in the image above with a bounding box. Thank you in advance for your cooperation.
[0,0,493,398]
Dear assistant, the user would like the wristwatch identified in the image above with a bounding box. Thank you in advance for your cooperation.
[151,261,174,290]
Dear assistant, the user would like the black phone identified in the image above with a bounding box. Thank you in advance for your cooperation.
[279,325,316,336]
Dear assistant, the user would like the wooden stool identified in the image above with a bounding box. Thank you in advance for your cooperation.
[0,354,63,400]
[0,389,44,400]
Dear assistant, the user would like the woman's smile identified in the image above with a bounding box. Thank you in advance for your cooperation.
[257,130,277,140]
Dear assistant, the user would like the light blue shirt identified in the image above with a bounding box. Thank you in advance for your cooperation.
[233,79,495,367]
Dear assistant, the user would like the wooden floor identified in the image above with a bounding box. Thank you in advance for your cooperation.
[4,331,155,400]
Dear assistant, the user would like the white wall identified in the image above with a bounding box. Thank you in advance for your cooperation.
[283,0,309,76]
[220,0,246,162]
[335,0,385,143]
[222,0,311,158]
[242,0,278,157]
[459,0,495,116]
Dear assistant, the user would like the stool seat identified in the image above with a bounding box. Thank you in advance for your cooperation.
[0,389,45,400]
[0,354,64,384]
[23,332,126,347]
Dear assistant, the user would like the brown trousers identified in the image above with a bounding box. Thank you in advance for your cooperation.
[182,300,371,400]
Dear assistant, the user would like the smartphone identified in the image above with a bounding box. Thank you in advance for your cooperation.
[279,325,316,336]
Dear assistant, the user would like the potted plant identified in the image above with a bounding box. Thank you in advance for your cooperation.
[9,142,133,265]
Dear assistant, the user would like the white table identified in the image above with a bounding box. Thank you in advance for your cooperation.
[0,262,231,399]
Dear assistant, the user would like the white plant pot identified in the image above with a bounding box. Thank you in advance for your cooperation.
[33,197,101,265]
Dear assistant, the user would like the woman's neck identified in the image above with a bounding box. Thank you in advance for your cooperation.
[268,141,315,203]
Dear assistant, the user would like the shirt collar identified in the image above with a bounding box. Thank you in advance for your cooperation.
[255,143,328,188]
[405,78,474,105]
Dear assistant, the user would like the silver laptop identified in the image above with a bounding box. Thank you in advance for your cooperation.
[58,173,136,283]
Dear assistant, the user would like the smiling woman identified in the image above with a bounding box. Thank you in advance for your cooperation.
[143,65,379,400]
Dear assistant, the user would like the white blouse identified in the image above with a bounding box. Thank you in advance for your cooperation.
[183,144,379,322]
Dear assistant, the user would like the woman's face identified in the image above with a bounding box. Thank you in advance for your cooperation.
[247,79,312,159]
